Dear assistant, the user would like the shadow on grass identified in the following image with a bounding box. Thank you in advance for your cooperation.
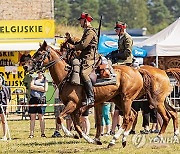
[21,139,83,146]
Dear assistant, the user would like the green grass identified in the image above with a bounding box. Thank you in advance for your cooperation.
[0,112,180,153]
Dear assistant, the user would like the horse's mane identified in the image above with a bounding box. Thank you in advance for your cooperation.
[48,45,62,57]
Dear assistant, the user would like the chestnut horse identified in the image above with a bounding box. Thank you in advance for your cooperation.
[107,65,179,147]
[24,41,179,147]
[60,41,180,147]
[24,41,143,145]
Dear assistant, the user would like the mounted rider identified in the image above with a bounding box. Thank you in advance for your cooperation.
[65,12,100,106]
[109,21,133,66]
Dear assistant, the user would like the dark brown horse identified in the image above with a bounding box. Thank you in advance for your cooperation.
[24,41,143,145]
[24,41,179,148]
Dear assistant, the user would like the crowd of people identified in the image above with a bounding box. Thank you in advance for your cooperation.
[0,12,162,141]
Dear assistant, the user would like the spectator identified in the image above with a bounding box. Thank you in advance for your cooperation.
[149,105,159,133]
[0,75,11,141]
[110,102,115,119]
[19,51,31,66]
[81,109,90,135]
[129,100,142,134]
[140,104,159,134]
[28,71,48,138]
[65,116,73,131]
[101,102,111,136]
[52,83,64,138]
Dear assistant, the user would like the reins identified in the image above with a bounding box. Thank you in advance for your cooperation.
[33,47,68,102]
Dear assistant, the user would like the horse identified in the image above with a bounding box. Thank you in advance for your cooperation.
[23,41,144,145]
[24,41,179,148]
[59,41,180,147]
[107,65,179,147]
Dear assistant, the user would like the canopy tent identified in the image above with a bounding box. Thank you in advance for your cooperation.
[135,17,180,57]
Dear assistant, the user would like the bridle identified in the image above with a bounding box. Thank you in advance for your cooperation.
[29,47,64,73]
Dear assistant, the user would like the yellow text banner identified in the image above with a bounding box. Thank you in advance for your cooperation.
[0,20,55,39]
[0,66,24,87]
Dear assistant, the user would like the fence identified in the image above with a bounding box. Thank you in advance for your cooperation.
[168,79,180,111]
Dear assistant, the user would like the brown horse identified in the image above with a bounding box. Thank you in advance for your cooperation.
[107,65,179,147]
[24,41,179,148]
[59,42,180,147]
[24,41,143,145]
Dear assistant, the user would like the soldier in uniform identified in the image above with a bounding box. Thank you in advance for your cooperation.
[110,22,133,65]
[65,12,99,106]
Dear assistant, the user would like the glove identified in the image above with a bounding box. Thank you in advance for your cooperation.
[68,43,75,49]
[112,52,127,60]
[65,32,71,40]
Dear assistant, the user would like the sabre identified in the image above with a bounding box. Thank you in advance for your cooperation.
[97,15,102,45]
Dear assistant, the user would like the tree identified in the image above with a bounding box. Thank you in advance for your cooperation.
[99,0,120,28]
[118,0,149,29]
[164,0,180,19]
[147,0,172,33]
[69,0,99,26]
[54,0,70,25]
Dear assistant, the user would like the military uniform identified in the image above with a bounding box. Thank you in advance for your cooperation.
[116,32,133,65]
[66,12,99,106]
[67,26,99,81]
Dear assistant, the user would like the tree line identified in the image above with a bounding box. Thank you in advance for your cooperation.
[54,0,180,34]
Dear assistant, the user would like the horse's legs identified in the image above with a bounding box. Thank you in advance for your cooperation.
[121,102,136,147]
[108,98,132,148]
[57,101,77,137]
[70,108,101,145]
[70,111,83,138]
[164,98,179,137]
[124,108,137,131]
[155,101,171,137]
[94,103,103,145]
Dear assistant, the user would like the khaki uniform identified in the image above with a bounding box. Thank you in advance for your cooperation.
[116,32,133,65]
[67,26,99,81]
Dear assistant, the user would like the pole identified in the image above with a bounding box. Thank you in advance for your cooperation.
[0,104,11,140]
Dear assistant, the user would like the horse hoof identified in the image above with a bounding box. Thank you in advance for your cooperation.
[107,143,115,148]
[74,134,79,139]
[173,135,179,140]
[94,138,102,145]
[122,141,126,148]
[96,140,102,145]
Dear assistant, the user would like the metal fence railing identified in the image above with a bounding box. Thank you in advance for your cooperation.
[168,80,180,111]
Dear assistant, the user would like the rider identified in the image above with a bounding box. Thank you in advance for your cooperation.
[65,12,100,106]
[110,21,133,65]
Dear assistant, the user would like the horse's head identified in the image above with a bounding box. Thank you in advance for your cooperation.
[24,41,52,74]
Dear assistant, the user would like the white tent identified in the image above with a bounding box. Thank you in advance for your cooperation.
[136,17,180,57]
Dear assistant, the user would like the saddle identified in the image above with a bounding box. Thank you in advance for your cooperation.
[67,56,117,86]
[90,56,117,86]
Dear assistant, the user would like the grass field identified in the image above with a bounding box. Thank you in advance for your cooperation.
[0,112,180,154]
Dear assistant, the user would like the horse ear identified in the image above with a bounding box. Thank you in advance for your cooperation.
[41,41,47,49]
[39,42,42,47]
[43,40,47,46]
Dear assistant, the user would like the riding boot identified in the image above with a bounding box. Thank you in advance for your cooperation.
[82,80,95,106]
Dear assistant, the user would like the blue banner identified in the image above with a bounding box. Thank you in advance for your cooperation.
[98,35,147,57]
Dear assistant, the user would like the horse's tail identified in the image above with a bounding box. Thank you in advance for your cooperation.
[166,68,180,86]
[138,68,153,96]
